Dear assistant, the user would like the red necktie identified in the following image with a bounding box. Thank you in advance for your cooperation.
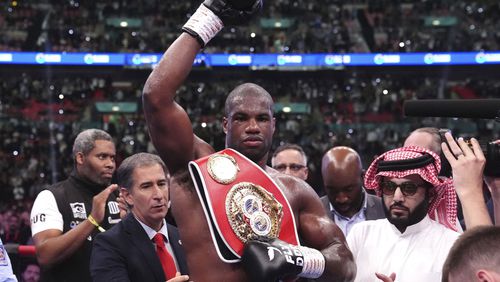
[153,233,177,279]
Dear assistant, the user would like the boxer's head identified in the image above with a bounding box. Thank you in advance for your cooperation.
[223,83,275,166]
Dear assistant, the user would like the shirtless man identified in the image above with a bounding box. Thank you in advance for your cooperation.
[142,0,355,281]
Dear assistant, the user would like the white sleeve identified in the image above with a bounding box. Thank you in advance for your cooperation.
[0,238,18,282]
[30,190,64,235]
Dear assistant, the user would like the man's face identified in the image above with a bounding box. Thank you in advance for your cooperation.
[271,149,308,180]
[22,264,40,282]
[124,164,169,230]
[77,140,116,186]
[323,165,363,218]
[223,95,275,164]
[381,175,429,230]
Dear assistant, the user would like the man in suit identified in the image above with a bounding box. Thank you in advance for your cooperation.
[90,153,189,282]
[320,146,385,236]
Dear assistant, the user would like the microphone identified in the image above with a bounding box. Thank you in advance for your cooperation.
[403,99,500,119]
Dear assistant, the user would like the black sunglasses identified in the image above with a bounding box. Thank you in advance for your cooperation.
[273,163,306,172]
[379,181,425,197]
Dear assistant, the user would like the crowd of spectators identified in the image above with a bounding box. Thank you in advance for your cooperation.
[1,73,498,208]
[2,1,500,53]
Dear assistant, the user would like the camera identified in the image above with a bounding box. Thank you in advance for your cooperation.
[484,142,500,177]
[439,129,500,177]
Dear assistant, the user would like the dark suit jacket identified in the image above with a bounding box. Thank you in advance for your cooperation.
[90,213,188,282]
[320,191,385,221]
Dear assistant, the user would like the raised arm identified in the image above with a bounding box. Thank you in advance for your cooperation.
[143,0,261,173]
[32,185,118,266]
[441,132,492,228]
[142,33,202,174]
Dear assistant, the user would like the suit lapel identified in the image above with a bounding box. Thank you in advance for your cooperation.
[123,214,166,281]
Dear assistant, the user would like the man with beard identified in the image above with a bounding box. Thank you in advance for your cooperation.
[346,146,460,282]
[320,146,385,236]
[142,0,355,281]
[30,129,121,282]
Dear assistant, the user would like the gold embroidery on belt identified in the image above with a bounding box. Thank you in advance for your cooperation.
[225,182,283,242]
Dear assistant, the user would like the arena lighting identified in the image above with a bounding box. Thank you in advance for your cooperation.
[2,51,500,67]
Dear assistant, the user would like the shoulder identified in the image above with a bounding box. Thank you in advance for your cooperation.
[95,219,126,243]
[271,172,313,195]
[429,220,460,239]
[45,178,72,197]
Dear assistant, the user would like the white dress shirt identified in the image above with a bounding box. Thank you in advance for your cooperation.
[136,217,180,271]
[347,215,459,282]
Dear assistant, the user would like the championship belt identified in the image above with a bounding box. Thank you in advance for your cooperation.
[188,148,299,263]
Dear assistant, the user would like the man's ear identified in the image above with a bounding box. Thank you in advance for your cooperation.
[476,269,493,282]
[121,187,133,207]
[75,152,85,166]
[222,116,228,134]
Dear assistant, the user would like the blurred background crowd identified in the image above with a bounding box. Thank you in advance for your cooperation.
[1,0,500,280]
[2,0,500,53]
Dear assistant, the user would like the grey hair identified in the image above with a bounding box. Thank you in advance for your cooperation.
[72,129,113,158]
[272,143,308,164]
[117,153,168,191]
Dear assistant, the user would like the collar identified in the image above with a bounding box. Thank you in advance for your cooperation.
[135,216,169,242]
[388,215,432,237]
[329,189,368,220]
[69,170,107,195]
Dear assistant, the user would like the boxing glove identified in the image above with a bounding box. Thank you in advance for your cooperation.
[182,0,263,47]
[241,237,325,282]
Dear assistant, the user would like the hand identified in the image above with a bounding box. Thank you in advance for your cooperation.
[241,237,324,281]
[116,189,129,219]
[375,272,396,282]
[203,0,263,26]
[441,132,486,199]
[166,272,189,282]
[182,0,263,46]
[90,184,119,223]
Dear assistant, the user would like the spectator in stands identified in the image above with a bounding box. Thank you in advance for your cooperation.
[347,146,460,281]
[20,261,40,282]
[320,146,385,236]
[442,226,500,282]
[30,129,121,282]
[271,143,309,181]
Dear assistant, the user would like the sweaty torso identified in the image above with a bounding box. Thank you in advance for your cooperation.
[170,169,303,282]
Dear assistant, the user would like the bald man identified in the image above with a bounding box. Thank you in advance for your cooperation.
[320,146,385,236]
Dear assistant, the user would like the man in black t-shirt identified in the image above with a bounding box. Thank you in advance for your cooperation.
[30,129,121,282]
